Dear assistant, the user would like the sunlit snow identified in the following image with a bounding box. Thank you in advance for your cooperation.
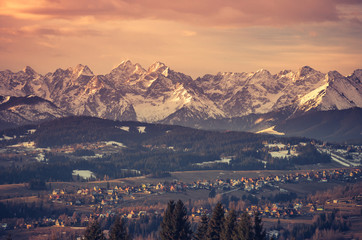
[116,126,130,132]
[137,126,146,133]
[104,141,126,147]
[72,170,95,180]
[195,157,232,166]
[256,126,285,136]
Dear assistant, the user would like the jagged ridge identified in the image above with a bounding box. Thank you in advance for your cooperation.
[0,62,361,134]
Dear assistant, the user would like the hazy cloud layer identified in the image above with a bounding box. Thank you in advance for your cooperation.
[0,0,361,77]
[3,0,362,26]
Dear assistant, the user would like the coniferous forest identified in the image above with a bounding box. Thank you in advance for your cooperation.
[0,116,331,184]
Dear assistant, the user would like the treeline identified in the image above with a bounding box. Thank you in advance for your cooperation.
[82,200,268,240]
[290,144,331,165]
[0,116,330,184]
[269,143,331,167]
[0,143,330,184]
[279,211,350,240]
[0,157,141,184]
[0,201,70,220]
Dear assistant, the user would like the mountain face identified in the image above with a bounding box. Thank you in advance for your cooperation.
[0,95,69,128]
[0,62,361,142]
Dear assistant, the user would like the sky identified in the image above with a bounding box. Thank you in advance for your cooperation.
[0,0,361,78]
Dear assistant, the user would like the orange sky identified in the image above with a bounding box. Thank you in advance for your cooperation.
[0,0,361,77]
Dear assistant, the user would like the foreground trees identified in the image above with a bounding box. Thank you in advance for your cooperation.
[109,216,130,240]
[160,200,192,240]
[159,200,267,240]
[84,200,266,240]
[84,220,105,240]
[84,216,130,240]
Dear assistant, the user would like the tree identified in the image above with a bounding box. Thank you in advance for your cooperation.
[84,219,105,240]
[253,212,266,240]
[209,188,216,198]
[234,212,253,240]
[221,209,237,240]
[160,200,192,240]
[194,214,208,240]
[109,216,130,240]
[160,200,176,240]
[206,202,224,240]
[173,199,192,240]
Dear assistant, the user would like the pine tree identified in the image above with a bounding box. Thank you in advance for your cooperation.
[160,200,192,240]
[206,202,224,240]
[173,199,192,240]
[160,200,176,240]
[221,209,237,240]
[109,216,130,240]
[234,212,253,240]
[253,212,266,240]
[84,219,105,240]
[194,214,209,240]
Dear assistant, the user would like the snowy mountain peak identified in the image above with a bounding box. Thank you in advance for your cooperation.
[298,66,316,77]
[148,61,168,76]
[117,60,134,68]
[327,71,344,82]
[252,69,272,78]
[70,64,94,77]
[350,69,362,83]
[0,63,361,129]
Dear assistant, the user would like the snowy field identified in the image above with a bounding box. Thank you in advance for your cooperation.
[72,170,95,180]
[116,126,130,132]
[195,157,232,166]
[269,150,298,158]
[103,141,127,148]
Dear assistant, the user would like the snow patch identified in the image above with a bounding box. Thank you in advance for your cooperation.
[2,135,15,140]
[8,141,36,148]
[269,150,298,158]
[265,143,286,148]
[35,153,46,162]
[72,170,95,180]
[257,126,285,136]
[27,129,37,134]
[195,157,232,166]
[104,141,126,148]
[116,126,130,132]
[137,126,146,133]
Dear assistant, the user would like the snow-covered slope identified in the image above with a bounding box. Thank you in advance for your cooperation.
[196,66,333,117]
[296,70,362,113]
[0,63,361,130]
[0,95,69,126]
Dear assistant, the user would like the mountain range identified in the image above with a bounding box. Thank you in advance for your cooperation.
[0,61,361,143]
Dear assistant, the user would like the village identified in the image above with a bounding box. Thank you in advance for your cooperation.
[1,167,361,233]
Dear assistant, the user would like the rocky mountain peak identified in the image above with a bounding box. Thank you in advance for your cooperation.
[298,66,316,77]
[116,60,134,69]
[22,66,37,76]
[0,63,361,130]
[252,69,272,79]
[148,61,168,77]
[350,69,362,84]
[327,70,344,83]
[70,64,94,77]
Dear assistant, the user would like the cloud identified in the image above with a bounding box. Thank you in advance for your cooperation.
[182,30,197,37]
[2,0,361,27]
[18,25,101,37]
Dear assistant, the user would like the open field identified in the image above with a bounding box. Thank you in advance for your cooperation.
[0,167,361,240]
[1,226,86,240]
